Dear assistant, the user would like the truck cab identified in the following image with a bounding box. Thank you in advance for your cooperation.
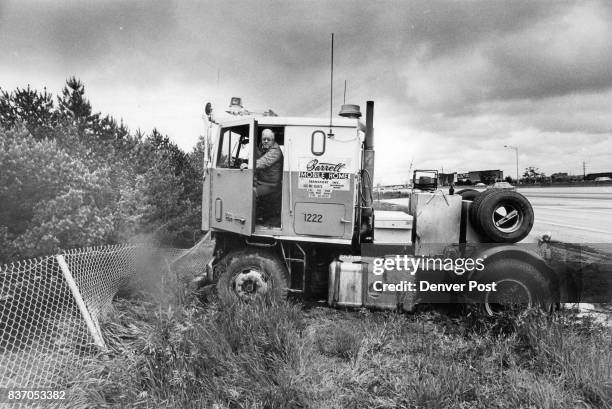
[202,116,363,244]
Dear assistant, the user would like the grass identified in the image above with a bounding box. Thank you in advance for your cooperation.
[59,281,612,409]
[17,243,605,408]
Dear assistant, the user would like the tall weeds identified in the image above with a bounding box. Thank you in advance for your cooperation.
[65,287,611,409]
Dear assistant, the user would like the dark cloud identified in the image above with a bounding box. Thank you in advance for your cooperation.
[2,0,611,180]
[4,0,609,105]
[401,0,564,57]
[481,94,612,135]
[402,1,612,112]
[5,0,602,111]
[4,2,173,53]
[485,9,612,100]
[167,1,574,113]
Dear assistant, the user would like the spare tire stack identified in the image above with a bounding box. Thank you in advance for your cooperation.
[469,190,534,243]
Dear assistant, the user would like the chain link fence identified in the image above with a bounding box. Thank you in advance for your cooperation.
[0,239,213,391]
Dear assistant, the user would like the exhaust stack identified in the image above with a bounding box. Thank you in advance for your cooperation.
[363,101,375,207]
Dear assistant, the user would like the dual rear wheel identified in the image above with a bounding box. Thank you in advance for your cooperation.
[472,258,555,315]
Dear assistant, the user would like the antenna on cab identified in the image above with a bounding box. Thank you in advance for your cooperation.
[328,33,334,138]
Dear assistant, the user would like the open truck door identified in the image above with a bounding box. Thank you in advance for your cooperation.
[210,118,257,235]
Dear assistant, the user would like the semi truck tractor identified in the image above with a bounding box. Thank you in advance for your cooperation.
[197,98,558,314]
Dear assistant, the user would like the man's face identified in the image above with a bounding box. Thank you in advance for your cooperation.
[261,131,274,150]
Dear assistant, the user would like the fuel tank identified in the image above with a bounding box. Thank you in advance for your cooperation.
[328,258,417,311]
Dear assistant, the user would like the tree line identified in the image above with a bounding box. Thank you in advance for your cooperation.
[0,77,205,264]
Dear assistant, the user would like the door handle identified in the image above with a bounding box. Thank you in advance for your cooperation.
[340,218,351,223]
[225,213,246,224]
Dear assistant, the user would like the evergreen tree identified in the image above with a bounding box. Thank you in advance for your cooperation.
[57,76,99,138]
[0,85,57,139]
[0,80,205,258]
[146,128,189,177]
[95,115,130,143]
[0,127,116,261]
[187,135,206,203]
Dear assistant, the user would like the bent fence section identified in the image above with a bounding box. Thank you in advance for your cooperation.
[0,243,209,389]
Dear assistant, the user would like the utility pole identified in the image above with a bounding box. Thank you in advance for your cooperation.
[504,145,519,185]
[583,160,586,179]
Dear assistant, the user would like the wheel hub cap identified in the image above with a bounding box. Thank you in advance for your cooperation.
[492,204,522,233]
[484,278,532,315]
[234,269,268,299]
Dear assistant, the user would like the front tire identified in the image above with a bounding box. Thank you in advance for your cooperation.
[216,250,290,303]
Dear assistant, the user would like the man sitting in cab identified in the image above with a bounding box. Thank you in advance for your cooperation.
[241,128,283,198]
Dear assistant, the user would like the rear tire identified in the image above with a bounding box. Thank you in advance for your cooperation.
[216,250,290,304]
[473,258,554,315]
[455,188,479,201]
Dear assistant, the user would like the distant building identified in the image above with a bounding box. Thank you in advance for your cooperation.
[551,172,569,182]
[467,170,503,184]
[456,173,469,184]
[585,172,612,181]
[467,171,480,183]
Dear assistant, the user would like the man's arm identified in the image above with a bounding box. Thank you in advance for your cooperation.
[256,146,282,169]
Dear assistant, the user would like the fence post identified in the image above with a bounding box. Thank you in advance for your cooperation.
[56,255,107,350]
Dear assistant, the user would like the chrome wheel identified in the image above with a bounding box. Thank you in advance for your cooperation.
[492,203,522,234]
[217,250,290,304]
[233,268,268,299]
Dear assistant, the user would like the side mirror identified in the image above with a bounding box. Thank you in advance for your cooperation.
[205,102,212,116]
[413,170,439,191]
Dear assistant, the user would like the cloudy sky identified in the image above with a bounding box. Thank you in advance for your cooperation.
[1,0,611,184]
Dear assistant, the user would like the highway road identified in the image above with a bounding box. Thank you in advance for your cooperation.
[518,186,612,244]
[386,186,612,244]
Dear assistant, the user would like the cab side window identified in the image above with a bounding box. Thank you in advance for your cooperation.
[217,124,250,169]
[217,129,231,168]
[311,130,325,156]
